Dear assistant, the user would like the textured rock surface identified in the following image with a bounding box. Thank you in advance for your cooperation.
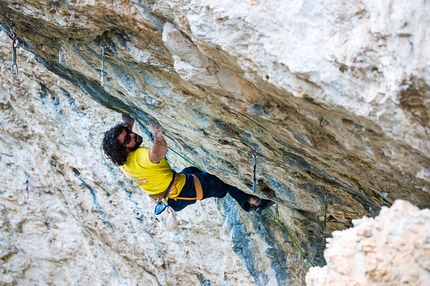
[306,200,430,286]
[0,0,429,285]
[0,35,260,285]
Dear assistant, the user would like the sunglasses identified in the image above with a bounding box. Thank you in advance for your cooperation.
[122,128,133,146]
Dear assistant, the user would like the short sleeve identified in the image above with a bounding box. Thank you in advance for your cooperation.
[134,147,151,168]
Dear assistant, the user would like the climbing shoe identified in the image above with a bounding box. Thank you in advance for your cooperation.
[251,199,275,214]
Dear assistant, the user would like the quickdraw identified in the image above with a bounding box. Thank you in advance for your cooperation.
[24,171,30,200]
[11,34,19,76]
[323,188,327,230]
[252,153,258,193]
[100,42,107,86]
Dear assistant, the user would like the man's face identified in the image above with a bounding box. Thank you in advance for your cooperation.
[117,128,142,152]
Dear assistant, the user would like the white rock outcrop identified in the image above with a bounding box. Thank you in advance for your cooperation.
[306,200,430,286]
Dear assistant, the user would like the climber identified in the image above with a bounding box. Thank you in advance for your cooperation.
[102,114,273,213]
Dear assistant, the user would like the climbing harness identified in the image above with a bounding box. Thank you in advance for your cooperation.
[11,34,19,76]
[172,175,203,201]
[24,171,29,200]
[252,153,258,193]
[100,42,107,86]
[265,211,315,267]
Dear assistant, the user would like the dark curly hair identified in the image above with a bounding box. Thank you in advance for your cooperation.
[102,123,129,166]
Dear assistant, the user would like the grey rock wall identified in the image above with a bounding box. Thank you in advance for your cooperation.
[0,0,429,285]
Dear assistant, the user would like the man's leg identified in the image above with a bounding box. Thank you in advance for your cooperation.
[169,169,271,212]
[197,172,273,212]
[192,172,256,211]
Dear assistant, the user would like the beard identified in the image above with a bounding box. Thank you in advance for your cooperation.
[130,134,143,151]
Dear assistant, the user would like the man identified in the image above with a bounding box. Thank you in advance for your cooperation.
[102,114,273,213]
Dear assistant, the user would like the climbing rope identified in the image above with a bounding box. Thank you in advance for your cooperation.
[250,148,314,267]
[166,146,204,172]
[11,34,19,76]
[265,211,315,267]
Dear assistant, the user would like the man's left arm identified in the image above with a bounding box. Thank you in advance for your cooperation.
[148,123,167,164]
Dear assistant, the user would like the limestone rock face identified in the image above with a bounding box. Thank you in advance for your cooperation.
[0,0,429,285]
[306,200,430,286]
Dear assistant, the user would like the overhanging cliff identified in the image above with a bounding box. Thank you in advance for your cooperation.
[0,1,429,285]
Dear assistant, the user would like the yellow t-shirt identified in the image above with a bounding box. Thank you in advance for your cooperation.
[120,147,186,197]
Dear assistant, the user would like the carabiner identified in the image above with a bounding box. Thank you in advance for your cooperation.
[11,34,19,76]
[11,63,18,76]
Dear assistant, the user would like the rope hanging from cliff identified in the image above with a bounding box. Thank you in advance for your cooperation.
[252,152,315,267]
[265,211,315,267]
